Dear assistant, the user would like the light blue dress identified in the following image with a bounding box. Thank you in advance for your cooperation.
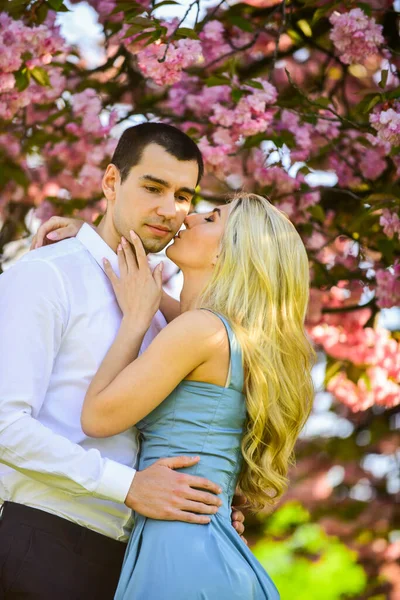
[115,312,280,600]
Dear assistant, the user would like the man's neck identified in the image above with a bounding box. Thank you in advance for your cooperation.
[96,218,120,253]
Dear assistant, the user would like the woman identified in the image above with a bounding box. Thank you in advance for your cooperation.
[33,193,314,600]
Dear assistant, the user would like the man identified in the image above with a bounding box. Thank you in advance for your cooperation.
[0,123,244,599]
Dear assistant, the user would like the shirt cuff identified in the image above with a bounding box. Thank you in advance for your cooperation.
[95,458,136,504]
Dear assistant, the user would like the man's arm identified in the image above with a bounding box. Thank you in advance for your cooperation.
[0,258,135,503]
[0,258,221,522]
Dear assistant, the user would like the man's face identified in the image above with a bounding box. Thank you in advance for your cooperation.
[106,143,199,254]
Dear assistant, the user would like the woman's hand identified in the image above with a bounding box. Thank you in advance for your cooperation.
[30,216,85,250]
[104,230,163,330]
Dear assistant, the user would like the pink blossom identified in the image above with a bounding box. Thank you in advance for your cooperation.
[315,110,341,140]
[35,200,58,222]
[0,12,68,120]
[248,150,298,193]
[278,110,313,160]
[380,209,400,239]
[370,102,400,147]
[78,164,104,199]
[359,148,387,180]
[137,39,203,86]
[375,262,400,308]
[197,135,232,174]
[199,21,231,64]
[329,8,384,65]
[211,79,278,139]
[0,73,15,93]
[327,370,400,412]
[186,84,231,118]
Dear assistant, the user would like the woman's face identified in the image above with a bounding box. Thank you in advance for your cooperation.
[166,203,232,270]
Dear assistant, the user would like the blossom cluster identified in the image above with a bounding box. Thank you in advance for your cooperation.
[375,261,400,309]
[0,12,67,121]
[310,320,400,411]
[329,8,384,65]
[210,78,278,138]
[380,209,400,240]
[137,39,203,86]
[199,20,231,64]
[370,102,400,148]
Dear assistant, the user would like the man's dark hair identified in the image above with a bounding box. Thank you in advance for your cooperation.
[111,122,204,186]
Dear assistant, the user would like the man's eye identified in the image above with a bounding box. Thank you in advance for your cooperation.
[146,186,159,193]
[177,196,190,202]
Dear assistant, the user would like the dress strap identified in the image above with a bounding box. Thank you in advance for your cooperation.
[200,309,244,394]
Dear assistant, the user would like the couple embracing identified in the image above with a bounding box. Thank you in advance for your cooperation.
[0,123,314,599]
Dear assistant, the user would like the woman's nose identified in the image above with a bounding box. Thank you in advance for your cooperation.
[184,212,199,228]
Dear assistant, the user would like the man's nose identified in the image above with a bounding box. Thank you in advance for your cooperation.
[157,193,177,220]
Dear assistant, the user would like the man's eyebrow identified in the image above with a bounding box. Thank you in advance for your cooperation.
[140,175,195,196]
[140,175,170,187]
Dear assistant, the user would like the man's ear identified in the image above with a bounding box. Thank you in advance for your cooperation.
[102,164,120,204]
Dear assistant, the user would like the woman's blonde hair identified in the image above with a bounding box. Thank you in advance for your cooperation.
[199,193,315,510]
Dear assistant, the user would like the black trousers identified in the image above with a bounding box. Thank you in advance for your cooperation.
[0,502,127,600]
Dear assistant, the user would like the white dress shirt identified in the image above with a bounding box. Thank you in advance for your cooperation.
[0,224,167,541]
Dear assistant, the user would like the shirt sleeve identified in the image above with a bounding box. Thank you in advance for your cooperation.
[0,257,135,504]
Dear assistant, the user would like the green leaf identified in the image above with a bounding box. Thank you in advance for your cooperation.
[246,79,263,90]
[315,97,330,108]
[243,132,268,149]
[387,86,400,100]
[205,75,230,87]
[311,6,332,25]
[356,93,381,114]
[128,16,155,26]
[379,69,388,89]
[356,2,372,16]
[324,359,343,384]
[125,29,154,41]
[124,23,154,36]
[389,145,400,157]
[378,238,395,263]
[36,3,49,23]
[227,15,254,33]
[47,0,64,9]
[0,162,30,189]
[231,88,245,103]
[111,0,145,13]
[268,131,296,147]
[309,204,325,223]
[14,69,30,92]
[153,0,180,7]
[31,66,51,87]
[175,27,199,40]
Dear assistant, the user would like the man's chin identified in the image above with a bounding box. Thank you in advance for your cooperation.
[142,237,173,255]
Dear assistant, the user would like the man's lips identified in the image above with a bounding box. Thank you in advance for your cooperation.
[145,224,171,235]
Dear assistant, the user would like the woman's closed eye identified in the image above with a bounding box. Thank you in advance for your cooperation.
[204,215,214,223]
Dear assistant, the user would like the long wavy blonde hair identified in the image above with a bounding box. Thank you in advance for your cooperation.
[198,193,315,510]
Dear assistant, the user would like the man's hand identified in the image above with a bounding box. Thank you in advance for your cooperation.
[231,506,246,543]
[125,456,223,524]
[232,492,247,544]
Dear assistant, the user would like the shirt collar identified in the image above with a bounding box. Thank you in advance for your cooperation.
[76,223,120,276]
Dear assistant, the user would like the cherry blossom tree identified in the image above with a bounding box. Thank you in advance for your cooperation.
[1,1,399,596]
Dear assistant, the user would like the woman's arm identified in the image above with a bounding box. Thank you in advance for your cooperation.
[82,309,224,438]
[31,216,87,249]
